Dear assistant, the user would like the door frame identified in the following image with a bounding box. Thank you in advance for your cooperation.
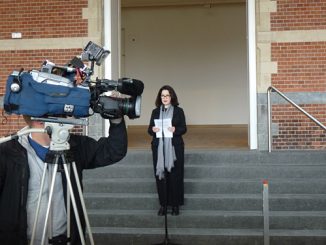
[104,0,258,149]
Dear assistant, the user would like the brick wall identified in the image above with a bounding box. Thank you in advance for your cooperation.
[271,0,326,31]
[272,104,326,150]
[0,0,88,39]
[0,0,88,137]
[271,42,326,92]
[270,1,326,150]
[0,49,85,136]
[0,49,83,94]
[0,111,26,137]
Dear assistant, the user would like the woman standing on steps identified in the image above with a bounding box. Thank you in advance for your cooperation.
[148,85,187,216]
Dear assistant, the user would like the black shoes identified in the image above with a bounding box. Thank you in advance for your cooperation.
[171,206,179,216]
[158,206,166,216]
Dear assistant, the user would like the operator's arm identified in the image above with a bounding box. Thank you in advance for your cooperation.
[70,118,128,169]
[0,146,4,195]
[147,108,158,137]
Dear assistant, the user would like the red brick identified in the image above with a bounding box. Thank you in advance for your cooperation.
[0,0,88,39]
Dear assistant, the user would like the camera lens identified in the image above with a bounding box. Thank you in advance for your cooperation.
[120,96,142,119]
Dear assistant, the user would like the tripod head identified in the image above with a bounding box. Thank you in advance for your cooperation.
[32,117,88,151]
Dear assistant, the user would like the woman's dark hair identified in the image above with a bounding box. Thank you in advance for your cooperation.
[155,85,179,107]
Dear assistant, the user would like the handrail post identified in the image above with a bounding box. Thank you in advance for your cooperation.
[263,179,270,245]
[267,87,272,153]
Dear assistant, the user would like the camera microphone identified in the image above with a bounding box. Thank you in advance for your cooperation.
[41,60,76,74]
[117,78,144,96]
[54,65,76,73]
[97,78,144,97]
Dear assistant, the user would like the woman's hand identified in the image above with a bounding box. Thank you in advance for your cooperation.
[152,126,160,133]
[168,126,175,133]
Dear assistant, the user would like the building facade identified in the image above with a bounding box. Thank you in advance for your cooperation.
[0,0,325,150]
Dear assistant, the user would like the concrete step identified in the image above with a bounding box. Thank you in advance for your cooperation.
[82,150,326,244]
[118,149,326,165]
[87,209,326,230]
[88,210,263,229]
[88,227,264,245]
[84,193,326,211]
[84,163,326,179]
[83,177,326,194]
[87,227,326,245]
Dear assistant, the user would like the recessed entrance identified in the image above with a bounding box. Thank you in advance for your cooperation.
[121,1,251,149]
[127,125,248,149]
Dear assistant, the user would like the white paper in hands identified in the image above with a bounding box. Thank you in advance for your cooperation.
[154,118,173,138]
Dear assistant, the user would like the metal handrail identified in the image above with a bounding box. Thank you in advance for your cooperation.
[267,86,326,152]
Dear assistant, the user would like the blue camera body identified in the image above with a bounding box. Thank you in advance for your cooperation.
[3,72,90,117]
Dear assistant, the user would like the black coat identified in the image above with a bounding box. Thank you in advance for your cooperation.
[0,120,127,245]
[148,106,187,206]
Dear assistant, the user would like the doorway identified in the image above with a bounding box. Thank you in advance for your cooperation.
[121,2,250,149]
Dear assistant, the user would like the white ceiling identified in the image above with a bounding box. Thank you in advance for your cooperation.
[122,0,245,8]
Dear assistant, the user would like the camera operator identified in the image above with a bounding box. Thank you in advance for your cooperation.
[0,114,127,244]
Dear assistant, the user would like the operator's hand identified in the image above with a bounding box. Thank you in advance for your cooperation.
[152,126,160,133]
[110,117,123,124]
[74,72,84,85]
[109,90,121,98]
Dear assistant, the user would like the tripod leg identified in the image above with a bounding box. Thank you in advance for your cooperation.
[30,162,49,245]
[67,164,71,245]
[41,162,59,245]
[61,156,86,245]
[48,164,54,241]
[71,161,95,245]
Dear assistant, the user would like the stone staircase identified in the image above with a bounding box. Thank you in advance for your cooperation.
[83,150,326,245]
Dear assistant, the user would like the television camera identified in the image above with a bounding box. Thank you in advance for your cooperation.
[3,41,144,120]
[1,42,144,245]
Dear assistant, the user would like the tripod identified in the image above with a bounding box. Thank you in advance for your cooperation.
[0,117,94,245]
[29,118,94,245]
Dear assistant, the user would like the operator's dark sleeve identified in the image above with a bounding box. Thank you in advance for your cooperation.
[0,145,5,195]
[148,107,159,137]
[69,118,128,169]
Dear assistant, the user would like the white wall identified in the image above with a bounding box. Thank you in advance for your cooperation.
[121,3,248,125]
